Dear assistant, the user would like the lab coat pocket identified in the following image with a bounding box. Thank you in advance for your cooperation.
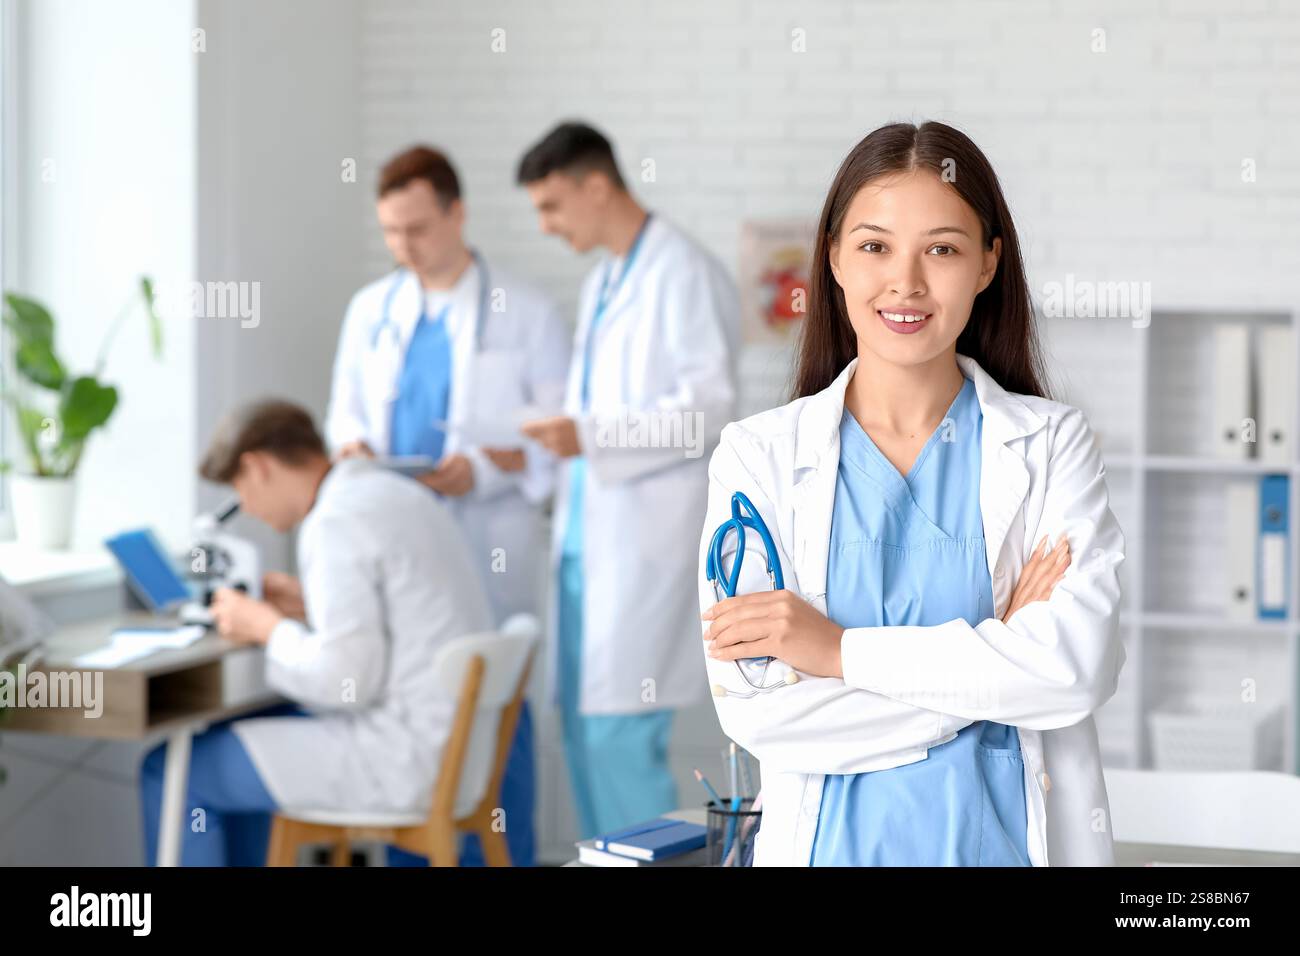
[975,720,1024,757]
[977,722,1032,866]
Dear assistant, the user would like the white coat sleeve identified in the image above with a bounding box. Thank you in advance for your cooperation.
[263,512,386,710]
[579,256,736,485]
[700,425,973,775]
[839,407,1127,731]
[324,291,372,453]
[516,297,572,504]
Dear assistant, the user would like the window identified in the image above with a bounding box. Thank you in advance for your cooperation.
[0,0,14,517]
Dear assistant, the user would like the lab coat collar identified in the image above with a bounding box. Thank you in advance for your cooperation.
[791,352,1046,470]
[592,213,667,326]
[429,254,482,340]
[787,352,1048,607]
[386,255,482,348]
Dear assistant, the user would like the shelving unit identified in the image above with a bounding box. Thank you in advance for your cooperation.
[1043,308,1299,775]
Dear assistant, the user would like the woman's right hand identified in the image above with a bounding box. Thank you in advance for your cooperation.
[1001,534,1071,623]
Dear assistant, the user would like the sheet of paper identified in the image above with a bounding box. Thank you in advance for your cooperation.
[431,405,558,447]
[73,643,154,669]
[72,625,207,668]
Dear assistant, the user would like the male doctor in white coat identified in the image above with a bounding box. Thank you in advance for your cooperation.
[324,145,569,866]
[517,122,739,838]
[140,400,491,866]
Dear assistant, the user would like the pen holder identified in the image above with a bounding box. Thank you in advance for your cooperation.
[706,797,761,867]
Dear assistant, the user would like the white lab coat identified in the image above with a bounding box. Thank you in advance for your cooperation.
[233,458,492,813]
[699,353,1127,866]
[325,257,570,624]
[549,215,740,714]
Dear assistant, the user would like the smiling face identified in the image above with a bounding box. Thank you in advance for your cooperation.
[828,168,1001,369]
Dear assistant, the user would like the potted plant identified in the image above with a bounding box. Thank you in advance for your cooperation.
[2,279,161,549]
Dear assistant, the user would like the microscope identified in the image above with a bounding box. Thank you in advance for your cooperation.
[179,498,262,626]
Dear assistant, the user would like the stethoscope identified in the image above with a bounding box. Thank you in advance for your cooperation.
[578,212,653,410]
[370,248,492,354]
[705,491,800,698]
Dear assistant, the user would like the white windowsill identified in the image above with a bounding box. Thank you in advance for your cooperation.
[0,541,122,596]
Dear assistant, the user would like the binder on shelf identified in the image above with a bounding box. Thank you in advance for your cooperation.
[1256,324,1295,466]
[1224,480,1258,621]
[1257,475,1289,620]
[1211,323,1252,460]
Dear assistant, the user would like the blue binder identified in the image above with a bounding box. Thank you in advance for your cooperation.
[1258,475,1290,620]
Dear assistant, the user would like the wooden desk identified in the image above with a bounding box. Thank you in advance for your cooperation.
[4,611,282,865]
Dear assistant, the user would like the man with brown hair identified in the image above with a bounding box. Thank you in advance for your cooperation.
[324,145,565,865]
[139,399,491,866]
[516,122,738,840]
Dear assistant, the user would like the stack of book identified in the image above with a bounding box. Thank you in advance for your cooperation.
[575,817,708,867]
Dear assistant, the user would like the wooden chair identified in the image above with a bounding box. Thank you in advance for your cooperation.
[266,614,538,867]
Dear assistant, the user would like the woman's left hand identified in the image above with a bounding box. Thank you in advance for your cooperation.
[703,591,846,679]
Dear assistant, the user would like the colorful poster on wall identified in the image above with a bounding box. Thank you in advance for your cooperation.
[739,219,816,345]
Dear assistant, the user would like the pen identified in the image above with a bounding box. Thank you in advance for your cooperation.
[723,742,741,864]
[693,768,723,806]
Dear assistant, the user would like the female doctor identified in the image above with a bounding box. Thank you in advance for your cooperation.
[699,121,1126,867]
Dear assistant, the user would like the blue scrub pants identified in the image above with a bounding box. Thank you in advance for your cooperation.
[384,702,537,867]
[140,702,306,866]
[557,554,677,840]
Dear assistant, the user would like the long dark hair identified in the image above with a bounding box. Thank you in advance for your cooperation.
[792,121,1049,401]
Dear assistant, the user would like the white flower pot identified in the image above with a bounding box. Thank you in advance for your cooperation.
[10,474,77,550]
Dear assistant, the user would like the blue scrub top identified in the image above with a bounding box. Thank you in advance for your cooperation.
[389,298,452,460]
[809,374,1030,867]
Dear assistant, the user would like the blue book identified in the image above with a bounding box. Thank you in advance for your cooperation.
[593,817,676,851]
[595,818,708,862]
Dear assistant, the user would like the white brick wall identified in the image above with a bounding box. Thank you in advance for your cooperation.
[357,0,1300,332]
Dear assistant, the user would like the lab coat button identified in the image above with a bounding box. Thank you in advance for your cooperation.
[1040,771,1052,792]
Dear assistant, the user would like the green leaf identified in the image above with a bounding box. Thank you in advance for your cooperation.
[14,337,66,389]
[58,377,118,442]
[2,292,55,345]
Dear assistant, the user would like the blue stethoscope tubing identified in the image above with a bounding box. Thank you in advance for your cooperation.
[706,491,784,598]
[706,492,798,697]
[371,249,491,352]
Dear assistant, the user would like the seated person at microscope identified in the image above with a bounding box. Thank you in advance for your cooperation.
[139,399,491,865]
